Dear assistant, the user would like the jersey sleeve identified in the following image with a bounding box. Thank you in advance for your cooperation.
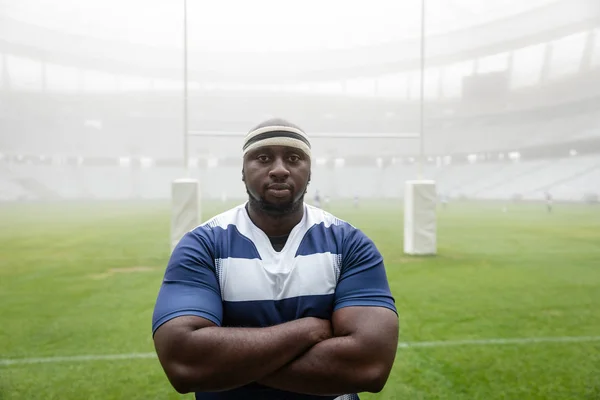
[333,227,397,314]
[152,227,223,335]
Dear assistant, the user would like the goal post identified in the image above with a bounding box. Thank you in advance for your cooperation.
[404,180,437,255]
[170,178,201,251]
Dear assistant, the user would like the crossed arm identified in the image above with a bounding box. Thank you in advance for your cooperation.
[153,306,398,395]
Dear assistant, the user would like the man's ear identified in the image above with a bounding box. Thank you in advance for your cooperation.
[241,169,245,182]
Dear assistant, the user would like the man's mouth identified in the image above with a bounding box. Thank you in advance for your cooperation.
[268,184,292,191]
[266,184,292,198]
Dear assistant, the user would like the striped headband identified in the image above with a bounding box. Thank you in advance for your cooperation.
[242,125,311,158]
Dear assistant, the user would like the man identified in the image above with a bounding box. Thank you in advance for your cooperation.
[313,189,322,208]
[440,193,448,209]
[152,118,399,399]
[545,191,553,213]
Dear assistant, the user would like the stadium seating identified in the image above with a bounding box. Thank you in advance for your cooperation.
[2,155,599,202]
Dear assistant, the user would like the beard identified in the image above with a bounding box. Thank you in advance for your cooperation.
[242,169,310,218]
[246,186,305,218]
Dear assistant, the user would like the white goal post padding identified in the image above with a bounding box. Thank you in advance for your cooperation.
[404,180,437,255]
[171,178,201,251]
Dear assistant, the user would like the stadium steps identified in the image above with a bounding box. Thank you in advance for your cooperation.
[446,163,509,195]
[473,160,555,198]
[74,174,95,199]
[531,161,600,194]
[0,180,29,201]
[12,178,62,200]
[463,163,516,196]
[0,165,30,200]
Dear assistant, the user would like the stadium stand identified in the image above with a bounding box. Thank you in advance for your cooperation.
[1,0,599,203]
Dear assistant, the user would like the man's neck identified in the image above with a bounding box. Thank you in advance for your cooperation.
[246,202,304,237]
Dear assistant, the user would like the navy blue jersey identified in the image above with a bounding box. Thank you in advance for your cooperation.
[153,203,396,399]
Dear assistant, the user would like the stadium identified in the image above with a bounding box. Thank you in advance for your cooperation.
[1,0,599,398]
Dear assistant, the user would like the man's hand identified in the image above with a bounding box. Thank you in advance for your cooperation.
[309,317,333,343]
[153,315,333,394]
[258,306,399,396]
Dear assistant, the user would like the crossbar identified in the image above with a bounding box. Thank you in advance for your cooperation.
[188,130,420,139]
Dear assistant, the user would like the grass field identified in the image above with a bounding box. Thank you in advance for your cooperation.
[1,199,599,400]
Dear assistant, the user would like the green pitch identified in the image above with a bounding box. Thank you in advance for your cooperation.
[1,199,599,399]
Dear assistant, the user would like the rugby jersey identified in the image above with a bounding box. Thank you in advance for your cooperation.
[152,202,396,400]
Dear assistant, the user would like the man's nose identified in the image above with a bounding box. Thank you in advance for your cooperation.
[269,158,290,180]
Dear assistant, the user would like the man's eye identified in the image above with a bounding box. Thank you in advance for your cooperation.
[257,155,269,162]
[289,155,300,162]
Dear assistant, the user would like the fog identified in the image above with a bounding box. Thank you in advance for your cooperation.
[1,0,599,202]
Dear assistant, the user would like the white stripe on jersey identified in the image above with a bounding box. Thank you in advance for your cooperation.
[219,252,340,302]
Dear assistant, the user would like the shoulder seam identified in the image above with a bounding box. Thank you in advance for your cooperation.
[305,203,355,228]
[190,204,246,232]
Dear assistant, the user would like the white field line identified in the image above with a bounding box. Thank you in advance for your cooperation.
[0,352,156,366]
[2,335,600,367]
[395,335,600,348]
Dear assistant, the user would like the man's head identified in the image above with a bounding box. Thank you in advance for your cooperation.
[242,118,311,217]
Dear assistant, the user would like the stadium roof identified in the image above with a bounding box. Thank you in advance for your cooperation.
[1,0,598,82]
[0,0,565,50]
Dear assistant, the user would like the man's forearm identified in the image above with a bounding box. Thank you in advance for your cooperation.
[156,317,329,393]
[257,335,390,395]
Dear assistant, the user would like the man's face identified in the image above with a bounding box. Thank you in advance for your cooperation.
[243,145,311,216]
